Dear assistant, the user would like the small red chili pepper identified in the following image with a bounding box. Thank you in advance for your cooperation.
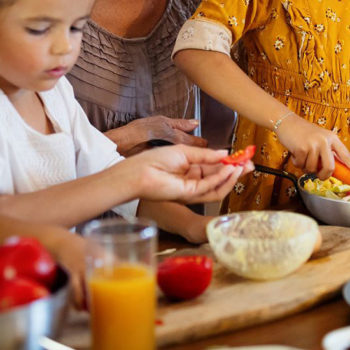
[220,145,256,166]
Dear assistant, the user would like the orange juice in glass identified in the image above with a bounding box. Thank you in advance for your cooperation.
[84,218,157,350]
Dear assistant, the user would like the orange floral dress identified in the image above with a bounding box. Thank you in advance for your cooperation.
[173,0,350,212]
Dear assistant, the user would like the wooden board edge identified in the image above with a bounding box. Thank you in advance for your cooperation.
[157,289,340,347]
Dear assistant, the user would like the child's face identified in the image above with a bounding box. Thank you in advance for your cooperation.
[0,0,95,92]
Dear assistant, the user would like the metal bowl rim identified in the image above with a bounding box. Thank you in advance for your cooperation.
[0,265,70,317]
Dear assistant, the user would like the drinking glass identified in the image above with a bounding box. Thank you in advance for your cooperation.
[84,218,157,350]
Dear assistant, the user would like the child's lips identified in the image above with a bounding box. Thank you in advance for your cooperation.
[45,66,68,78]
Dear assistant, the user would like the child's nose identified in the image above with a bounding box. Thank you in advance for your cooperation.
[51,33,73,56]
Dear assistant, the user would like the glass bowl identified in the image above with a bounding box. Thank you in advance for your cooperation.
[206,211,319,280]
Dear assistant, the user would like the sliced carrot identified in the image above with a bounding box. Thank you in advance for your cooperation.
[333,160,350,185]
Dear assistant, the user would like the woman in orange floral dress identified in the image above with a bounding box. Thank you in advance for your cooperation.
[173,0,350,212]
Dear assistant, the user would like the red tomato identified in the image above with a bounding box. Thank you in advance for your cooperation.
[0,277,49,312]
[157,256,213,300]
[220,145,256,165]
[0,237,57,288]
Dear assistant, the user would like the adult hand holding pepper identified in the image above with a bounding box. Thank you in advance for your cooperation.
[123,144,254,204]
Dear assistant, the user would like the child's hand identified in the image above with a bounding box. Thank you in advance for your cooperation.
[52,233,87,309]
[182,215,214,244]
[276,114,350,179]
[131,144,254,203]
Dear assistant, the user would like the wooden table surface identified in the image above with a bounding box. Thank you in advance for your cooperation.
[158,231,350,350]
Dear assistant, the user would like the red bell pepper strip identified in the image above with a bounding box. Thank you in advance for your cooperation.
[220,145,256,165]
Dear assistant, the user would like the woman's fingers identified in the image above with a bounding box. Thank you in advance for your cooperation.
[173,131,208,147]
[316,136,350,180]
[145,116,208,147]
[332,137,350,168]
[276,114,347,178]
[291,148,307,170]
[291,135,349,180]
[317,141,335,180]
[168,118,200,132]
[303,147,319,174]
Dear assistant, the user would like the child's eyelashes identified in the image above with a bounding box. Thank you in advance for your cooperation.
[70,26,84,33]
[25,24,86,36]
[26,27,49,35]
[71,20,88,33]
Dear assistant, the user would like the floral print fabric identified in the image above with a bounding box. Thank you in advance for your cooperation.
[174,0,350,212]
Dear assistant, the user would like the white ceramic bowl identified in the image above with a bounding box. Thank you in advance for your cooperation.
[207,211,319,280]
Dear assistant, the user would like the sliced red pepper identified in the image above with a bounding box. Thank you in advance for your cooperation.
[157,255,212,300]
[220,145,256,165]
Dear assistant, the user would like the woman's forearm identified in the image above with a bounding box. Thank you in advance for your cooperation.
[174,50,290,129]
[0,163,139,228]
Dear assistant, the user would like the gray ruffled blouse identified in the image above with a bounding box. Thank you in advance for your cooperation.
[67,0,201,132]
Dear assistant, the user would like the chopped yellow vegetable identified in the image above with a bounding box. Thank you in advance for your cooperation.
[304,177,350,201]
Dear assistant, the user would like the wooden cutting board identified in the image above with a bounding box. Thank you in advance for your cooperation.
[60,226,350,349]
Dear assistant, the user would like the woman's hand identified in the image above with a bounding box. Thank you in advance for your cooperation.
[127,144,254,203]
[174,50,350,180]
[277,114,350,179]
[104,115,208,156]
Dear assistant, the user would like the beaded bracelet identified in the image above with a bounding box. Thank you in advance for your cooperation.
[271,111,294,132]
